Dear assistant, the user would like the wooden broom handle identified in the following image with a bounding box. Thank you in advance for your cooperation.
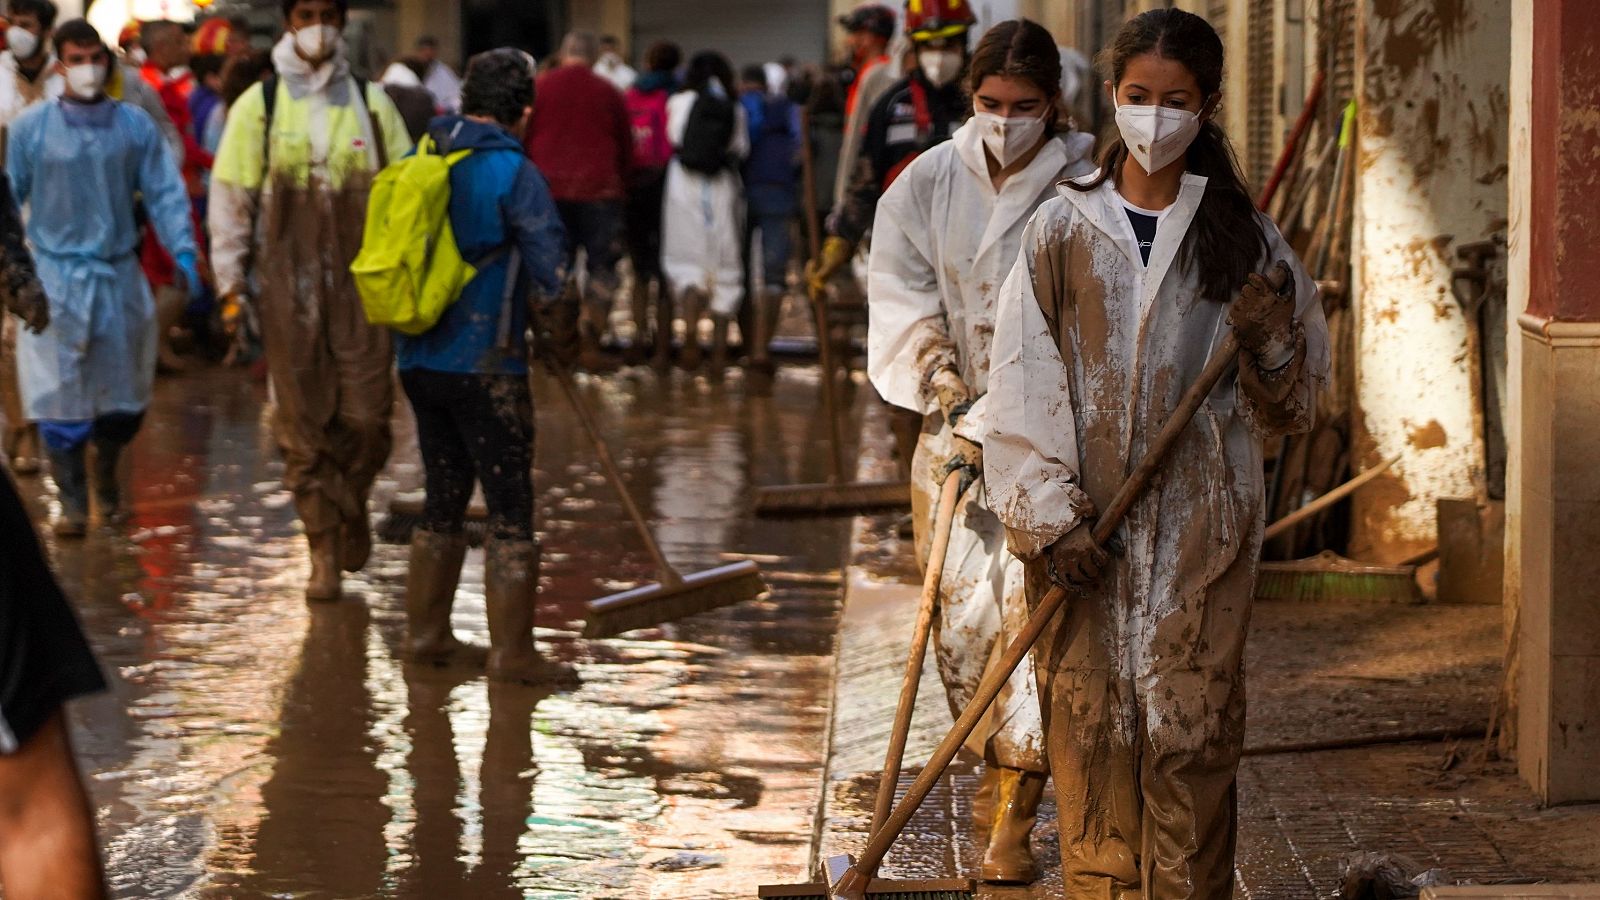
[842,286,1290,892]
[549,363,683,585]
[870,475,965,845]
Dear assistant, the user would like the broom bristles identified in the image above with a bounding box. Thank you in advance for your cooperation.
[583,562,769,638]
[757,878,975,898]
[1256,552,1418,603]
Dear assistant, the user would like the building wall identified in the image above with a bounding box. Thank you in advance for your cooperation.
[1348,0,1511,563]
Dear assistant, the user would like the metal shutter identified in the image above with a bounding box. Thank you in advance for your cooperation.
[632,0,829,73]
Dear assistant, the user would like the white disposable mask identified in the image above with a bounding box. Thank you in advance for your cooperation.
[1114,103,1202,174]
[64,63,106,99]
[6,26,38,60]
[918,48,962,88]
[292,24,339,64]
[973,110,1047,168]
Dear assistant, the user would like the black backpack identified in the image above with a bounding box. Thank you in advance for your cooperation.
[676,92,736,175]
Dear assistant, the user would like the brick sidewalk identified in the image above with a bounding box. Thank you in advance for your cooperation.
[801,509,1600,898]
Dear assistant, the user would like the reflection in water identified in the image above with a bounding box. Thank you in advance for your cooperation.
[39,364,869,898]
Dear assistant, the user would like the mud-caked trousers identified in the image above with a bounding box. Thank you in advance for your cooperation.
[1024,543,1254,899]
[260,273,393,538]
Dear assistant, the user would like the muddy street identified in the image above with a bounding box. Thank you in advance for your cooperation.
[22,362,874,899]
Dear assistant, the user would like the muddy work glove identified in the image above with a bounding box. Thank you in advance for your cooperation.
[804,235,855,299]
[1046,523,1109,587]
[5,278,48,334]
[929,367,975,428]
[939,433,982,488]
[1227,260,1298,369]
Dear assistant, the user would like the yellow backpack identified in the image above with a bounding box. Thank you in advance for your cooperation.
[350,131,488,336]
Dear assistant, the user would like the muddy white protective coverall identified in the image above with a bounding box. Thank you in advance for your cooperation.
[980,171,1329,896]
[660,88,749,318]
[867,121,1096,772]
[209,42,411,536]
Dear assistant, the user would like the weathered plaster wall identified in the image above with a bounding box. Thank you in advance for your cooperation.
[1350,0,1511,563]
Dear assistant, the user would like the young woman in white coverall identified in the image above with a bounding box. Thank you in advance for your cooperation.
[865,19,1096,885]
[980,9,1330,897]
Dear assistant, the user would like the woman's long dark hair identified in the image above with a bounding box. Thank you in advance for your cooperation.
[1072,8,1266,304]
[964,18,1062,132]
[683,51,735,96]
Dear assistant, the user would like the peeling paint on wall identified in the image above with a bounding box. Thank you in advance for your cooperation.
[1351,0,1511,563]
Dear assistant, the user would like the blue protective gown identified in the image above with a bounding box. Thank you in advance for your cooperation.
[6,97,196,423]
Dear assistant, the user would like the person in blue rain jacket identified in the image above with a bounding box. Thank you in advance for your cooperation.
[393,48,570,685]
[7,19,199,537]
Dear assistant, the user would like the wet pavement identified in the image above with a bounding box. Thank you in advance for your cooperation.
[23,359,877,899]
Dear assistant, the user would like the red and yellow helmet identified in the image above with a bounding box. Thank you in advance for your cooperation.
[192,18,234,57]
[905,0,976,43]
[117,20,142,51]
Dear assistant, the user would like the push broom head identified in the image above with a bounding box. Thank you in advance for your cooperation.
[757,855,975,899]
[1255,551,1419,603]
[754,480,912,518]
[583,560,768,639]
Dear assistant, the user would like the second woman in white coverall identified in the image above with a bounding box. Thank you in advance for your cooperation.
[865,19,1095,884]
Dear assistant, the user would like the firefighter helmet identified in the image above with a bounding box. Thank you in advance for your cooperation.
[192,18,235,57]
[905,0,977,43]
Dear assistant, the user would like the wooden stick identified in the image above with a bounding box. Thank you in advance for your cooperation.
[800,108,823,263]
[1263,455,1398,542]
[870,475,965,849]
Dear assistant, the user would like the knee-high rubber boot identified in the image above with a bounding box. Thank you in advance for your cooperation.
[341,510,374,574]
[980,768,1047,884]
[677,289,705,371]
[748,288,781,375]
[709,313,732,375]
[155,285,188,373]
[624,277,652,366]
[405,529,472,664]
[971,764,1004,839]
[47,444,89,538]
[484,537,541,682]
[651,283,674,369]
[305,528,342,603]
[91,440,128,525]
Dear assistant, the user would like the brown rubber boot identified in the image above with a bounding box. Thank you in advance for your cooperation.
[623,278,652,366]
[305,529,343,603]
[483,538,575,685]
[341,513,373,573]
[578,320,618,374]
[405,529,473,664]
[709,313,731,375]
[651,284,674,369]
[748,288,781,375]
[8,424,39,476]
[979,768,1047,884]
[971,764,1003,838]
[677,289,704,371]
[155,285,189,373]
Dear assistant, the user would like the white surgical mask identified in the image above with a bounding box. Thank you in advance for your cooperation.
[973,110,1047,168]
[64,63,106,99]
[6,26,38,60]
[292,24,339,64]
[1114,103,1202,174]
[918,48,962,88]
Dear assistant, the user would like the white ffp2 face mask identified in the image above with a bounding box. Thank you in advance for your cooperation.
[1115,103,1202,174]
[918,48,962,88]
[293,24,340,64]
[64,63,106,99]
[6,26,39,60]
[973,110,1047,168]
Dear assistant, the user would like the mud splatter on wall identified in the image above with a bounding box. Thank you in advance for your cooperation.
[1351,0,1511,563]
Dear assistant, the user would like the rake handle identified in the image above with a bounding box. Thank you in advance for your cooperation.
[549,362,682,585]
[811,285,848,484]
[841,331,1249,896]
[870,475,965,844]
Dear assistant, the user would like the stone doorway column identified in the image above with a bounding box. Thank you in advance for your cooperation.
[1512,0,1600,807]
